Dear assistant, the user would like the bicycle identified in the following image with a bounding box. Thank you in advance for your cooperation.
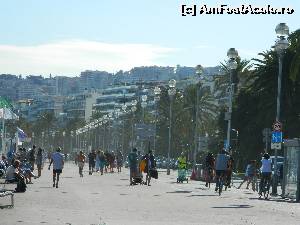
[259,172,271,199]
[215,171,225,196]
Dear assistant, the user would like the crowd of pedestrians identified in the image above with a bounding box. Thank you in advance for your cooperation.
[0,141,279,200]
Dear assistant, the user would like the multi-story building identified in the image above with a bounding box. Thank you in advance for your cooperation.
[16,95,66,121]
[79,70,113,92]
[64,90,101,122]
[93,85,138,115]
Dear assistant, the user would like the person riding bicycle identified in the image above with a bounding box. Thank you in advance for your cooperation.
[204,152,214,187]
[215,148,230,192]
[259,153,272,197]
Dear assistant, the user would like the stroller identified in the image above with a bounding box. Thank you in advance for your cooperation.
[177,168,188,183]
[133,169,144,185]
[132,160,146,185]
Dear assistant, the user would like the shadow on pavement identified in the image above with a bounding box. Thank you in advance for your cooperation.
[249,197,298,203]
[195,187,208,190]
[186,194,216,197]
[166,190,192,194]
[212,204,253,209]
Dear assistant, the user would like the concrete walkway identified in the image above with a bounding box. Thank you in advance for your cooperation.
[0,162,299,225]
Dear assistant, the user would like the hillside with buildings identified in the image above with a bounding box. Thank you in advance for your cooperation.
[0,65,221,122]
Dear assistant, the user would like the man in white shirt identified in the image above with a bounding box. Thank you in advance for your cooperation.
[48,147,64,188]
[259,153,272,197]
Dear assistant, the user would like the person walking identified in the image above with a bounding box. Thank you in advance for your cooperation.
[238,160,257,191]
[95,150,101,172]
[48,147,64,188]
[29,145,36,171]
[36,148,43,177]
[99,151,106,175]
[116,150,123,173]
[88,150,96,175]
[128,148,138,185]
[259,153,272,198]
[204,152,215,187]
[77,151,86,177]
[143,150,156,186]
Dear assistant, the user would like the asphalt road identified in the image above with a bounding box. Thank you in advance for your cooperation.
[1,162,299,225]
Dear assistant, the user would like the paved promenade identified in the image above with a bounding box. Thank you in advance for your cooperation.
[1,162,299,225]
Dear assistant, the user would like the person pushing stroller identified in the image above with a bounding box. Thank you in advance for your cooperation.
[177,152,188,183]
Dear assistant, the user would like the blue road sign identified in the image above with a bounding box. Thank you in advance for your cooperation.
[271,131,282,143]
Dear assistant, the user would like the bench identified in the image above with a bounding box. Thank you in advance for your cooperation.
[0,190,14,208]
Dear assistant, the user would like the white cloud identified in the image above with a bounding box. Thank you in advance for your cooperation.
[0,40,176,76]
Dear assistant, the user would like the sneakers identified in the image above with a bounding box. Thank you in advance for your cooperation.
[53,183,55,187]
[56,183,58,188]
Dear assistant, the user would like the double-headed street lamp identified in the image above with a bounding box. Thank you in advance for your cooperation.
[272,23,289,195]
[167,79,176,175]
[226,48,238,151]
[153,86,161,154]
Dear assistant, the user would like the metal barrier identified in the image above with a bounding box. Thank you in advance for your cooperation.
[283,139,300,201]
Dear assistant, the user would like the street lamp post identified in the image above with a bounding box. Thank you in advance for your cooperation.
[194,65,204,167]
[141,95,147,152]
[62,131,65,152]
[32,132,35,146]
[141,95,147,123]
[121,104,127,156]
[131,100,137,150]
[52,132,55,150]
[153,86,161,154]
[41,131,44,149]
[108,112,113,151]
[70,131,73,154]
[272,23,289,195]
[226,48,238,150]
[167,79,176,175]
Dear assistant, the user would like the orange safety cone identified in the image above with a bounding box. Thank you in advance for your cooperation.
[190,169,196,180]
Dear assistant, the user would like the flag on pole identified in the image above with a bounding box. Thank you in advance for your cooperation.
[16,127,27,145]
[17,127,27,139]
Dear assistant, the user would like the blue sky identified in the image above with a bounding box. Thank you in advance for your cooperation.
[0,0,299,76]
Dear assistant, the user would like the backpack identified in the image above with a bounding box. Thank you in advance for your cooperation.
[15,178,27,193]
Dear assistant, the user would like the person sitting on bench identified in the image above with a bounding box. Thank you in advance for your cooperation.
[6,160,23,183]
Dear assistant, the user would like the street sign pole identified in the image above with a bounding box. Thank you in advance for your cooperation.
[272,121,282,195]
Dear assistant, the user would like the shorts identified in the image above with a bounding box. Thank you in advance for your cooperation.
[53,169,62,174]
